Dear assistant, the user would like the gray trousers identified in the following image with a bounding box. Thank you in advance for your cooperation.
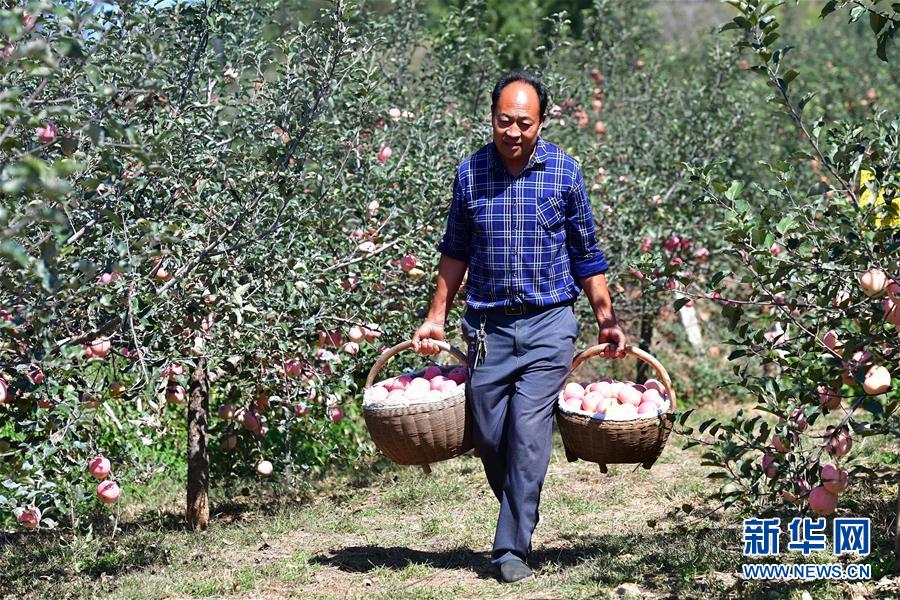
[461,304,578,565]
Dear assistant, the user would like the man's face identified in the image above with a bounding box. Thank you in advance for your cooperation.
[492,82,542,164]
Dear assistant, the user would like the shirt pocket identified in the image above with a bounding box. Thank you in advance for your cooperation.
[536,192,566,231]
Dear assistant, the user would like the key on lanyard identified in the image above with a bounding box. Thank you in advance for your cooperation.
[474,314,488,369]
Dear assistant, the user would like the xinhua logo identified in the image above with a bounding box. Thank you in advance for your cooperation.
[740,517,871,581]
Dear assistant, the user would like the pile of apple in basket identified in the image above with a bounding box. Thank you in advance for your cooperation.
[558,378,671,420]
[364,364,467,407]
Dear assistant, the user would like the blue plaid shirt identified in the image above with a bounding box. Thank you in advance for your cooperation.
[439,136,609,310]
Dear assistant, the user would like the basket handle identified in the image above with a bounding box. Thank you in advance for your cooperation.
[364,339,468,390]
[570,343,677,411]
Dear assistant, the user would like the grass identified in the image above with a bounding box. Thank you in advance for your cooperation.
[1,402,897,599]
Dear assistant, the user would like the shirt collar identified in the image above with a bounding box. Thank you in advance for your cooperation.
[490,136,549,175]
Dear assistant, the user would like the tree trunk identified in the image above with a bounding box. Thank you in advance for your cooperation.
[187,357,210,531]
[636,309,654,384]
[895,486,899,574]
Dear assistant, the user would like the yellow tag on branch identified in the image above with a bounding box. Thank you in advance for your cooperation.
[859,169,899,229]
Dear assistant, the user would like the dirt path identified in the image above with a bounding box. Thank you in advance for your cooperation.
[3,411,894,600]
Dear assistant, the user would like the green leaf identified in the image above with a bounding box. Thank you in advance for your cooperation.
[673,297,691,312]
[869,11,888,35]
[819,0,838,18]
[725,180,744,201]
[798,91,817,112]
[775,216,795,235]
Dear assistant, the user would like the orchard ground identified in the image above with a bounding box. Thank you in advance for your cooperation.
[2,400,897,600]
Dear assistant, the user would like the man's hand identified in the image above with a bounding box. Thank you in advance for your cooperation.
[598,320,627,359]
[412,320,446,356]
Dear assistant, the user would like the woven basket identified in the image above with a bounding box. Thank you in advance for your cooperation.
[556,343,677,473]
[363,339,472,475]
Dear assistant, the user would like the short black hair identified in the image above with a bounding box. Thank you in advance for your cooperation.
[490,71,548,121]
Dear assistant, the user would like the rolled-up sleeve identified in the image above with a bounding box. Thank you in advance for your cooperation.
[437,169,471,262]
[565,165,609,278]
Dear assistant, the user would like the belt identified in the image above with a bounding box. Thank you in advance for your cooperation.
[476,299,575,317]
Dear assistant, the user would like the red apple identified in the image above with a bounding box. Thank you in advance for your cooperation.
[99,271,122,284]
[400,254,418,272]
[862,365,891,395]
[253,394,270,413]
[162,363,184,379]
[367,386,389,404]
[35,121,58,143]
[362,323,383,343]
[386,389,406,404]
[88,338,111,359]
[641,389,663,407]
[17,505,41,529]
[822,330,843,355]
[859,268,888,297]
[329,407,343,422]
[284,359,304,378]
[390,374,412,391]
[96,481,121,504]
[643,379,666,395]
[405,377,431,400]
[89,455,111,479]
[762,454,778,478]
[242,411,260,432]
[581,392,604,413]
[563,396,581,411]
[637,402,658,416]
[564,382,585,400]
[826,427,852,457]
[817,386,841,410]
[256,460,273,477]
[606,402,638,420]
[348,325,365,343]
[438,379,458,394]
[882,298,900,326]
[447,367,467,385]
[423,365,442,381]
[809,486,838,515]
[821,464,849,495]
[617,386,643,407]
[165,383,185,405]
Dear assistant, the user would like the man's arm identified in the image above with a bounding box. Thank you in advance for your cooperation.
[580,273,627,358]
[580,272,616,324]
[566,164,627,358]
[412,255,468,355]
[427,254,468,326]
[413,168,470,355]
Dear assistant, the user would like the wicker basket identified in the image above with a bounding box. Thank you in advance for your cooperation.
[363,340,472,475]
[556,343,677,473]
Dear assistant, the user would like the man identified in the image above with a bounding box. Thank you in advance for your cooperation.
[412,71,626,583]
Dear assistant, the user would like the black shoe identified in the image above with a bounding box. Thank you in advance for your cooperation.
[499,558,533,583]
